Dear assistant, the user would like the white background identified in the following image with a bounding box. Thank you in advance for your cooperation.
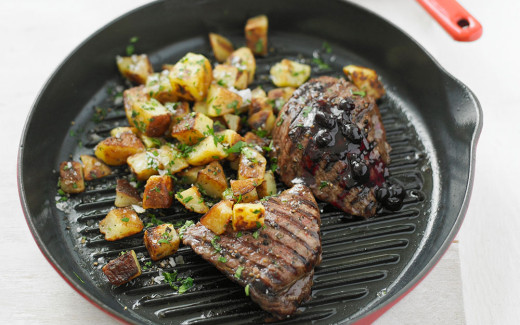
[1,0,518,324]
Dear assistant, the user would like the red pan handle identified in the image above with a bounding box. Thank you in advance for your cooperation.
[416,0,482,41]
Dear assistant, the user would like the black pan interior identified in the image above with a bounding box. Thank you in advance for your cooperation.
[18,0,482,324]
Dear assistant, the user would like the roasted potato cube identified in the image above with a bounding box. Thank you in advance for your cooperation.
[192,101,208,115]
[243,132,270,148]
[110,126,137,137]
[251,86,267,99]
[238,147,266,180]
[270,59,311,87]
[177,166,204,184]
[200,200,233,235]
[156,145,189,175]
[213,64,238,89]
[267,87,295,112]
[230,178,262,203]
[209,33,234,63]
[169,53,212,101]
[115,179,141,208]
[232,203,265,231]
[196,161,227,198]
[103,250,142,286]
[186,136,228,166]
[142,175,174,209]
[144,224,180,261]
[59,161,85,194]
[217,129,243,161]
[116,54,153,84]
[127,151,159,181]
[248,109,276,134]
[249,94,272,115]
[176,186,209,214]
[206,84,243,117]
[245,15,268,56]
[171,112,213,145]
[257,170,277,198]
[165,101,191,121]
[226,47,256,85]
[145,70,178,103]
[95,132,145,166]
[223,114,241,132]
[342,65,386,100]
[80,155,111,181]
[234,71,249,90]
[123,86,172,137]
[99,208,144,241]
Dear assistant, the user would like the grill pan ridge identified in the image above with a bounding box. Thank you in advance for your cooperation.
[18,0,481,324]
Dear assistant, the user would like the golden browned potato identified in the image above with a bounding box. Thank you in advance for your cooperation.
[209,33,234,63]
[196,161,227,199]
[127,151,159,181]
[145,70,178,103]
[200,200,233,235]
[186,136,228,166]
[267,87,295,112]
[212,64,239,89]
[170,112,214,145]
[156,144,189,175]
[102,250,142,286]
[342,65,386,100]
[245,15,268,56]
[226,47,256,85]
[206,84,243,117]
[248,109,276,134]
[238,147,266,180]
[234,71,249,90]
[142,175,174,209]
[232,203,265,231]
[166,101,191,124]
[116,54,153,85]
[123,86,172,137]
[169,52,212,101]
[230,178,262,203]
[176,186,209,214]
[115,179,141,208]
[110,126,138,138]
[217,129,243,161]
[94,132,145,166]
[143,224,180,261]
[80,155,111,181]
[270,59,311,87]
[223,114,241,132]
[59,161,85,194]
[256,170,277,198]
[99,207,144,241]
[176,166,204,185]
[243,132,269,148]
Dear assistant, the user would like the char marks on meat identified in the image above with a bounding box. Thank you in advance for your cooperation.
[182,185,321,318]
[272,76,393,217]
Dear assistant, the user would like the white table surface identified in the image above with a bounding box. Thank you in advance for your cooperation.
[2,0,519,324]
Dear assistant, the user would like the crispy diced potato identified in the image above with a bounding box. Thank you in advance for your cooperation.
[116,54,153,85]
[226,47,256,85]
[102,250,142,286]
[169,53,212,101]
[270,59,311,87]
[144,224,180,261]
[196,161,227,198]
[245,15,268,56]
[165,101,191,121]
[238,148,267,180]
[342,65,386,100]
[249,95,272,115]
[110,126,138,137]
[176,186,209,214]
[248,109,276,134]
[192,101,208,115]
[80,155,111,181]
[251,87,267,99]
[267,87,295,112]
[209,33,234,63]
[200,200,233,235]
[243,132,269,148]
[124,86,172,137]
[217,129,243,161]
[142,175,174,209]
[171,112,213,145]
[127,151,159,181]
[223,114,241,132]
[206,84,243,117]
[176,166,204,184]
[213,64,238,89]
[257,170,277,198]
[234,71,249,90]
[186,136,228,166]
[95,133,145,166]
[59,161,85,194]
[99,208,144,241]
[230,178,262,203]
[115,179,141,208]
[232,203,265,231]
[146,70,178,103]
[156,145,189,175]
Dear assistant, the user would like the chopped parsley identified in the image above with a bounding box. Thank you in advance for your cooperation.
[178,277,194,294]
[225,141,247,154]
[276,117,284,127]
[121,217,129,222]
[245,284,250,296]
[177,220,195,240]
[319,181,330,190]
[163,271,178,289]
[302,106,312,117]
[311,57,330,70]
[218,256,227,263]
[252,231,260,239]
[211,236,222,253]
[236,231,243,238]
[234,266,245,279]
[322,41,332,53]
[126,36,139,55]
[351,90,366,97]
[255,39,264,53]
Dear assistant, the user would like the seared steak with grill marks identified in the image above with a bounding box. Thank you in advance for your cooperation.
[272,76,392,217]
[182,185,321,318]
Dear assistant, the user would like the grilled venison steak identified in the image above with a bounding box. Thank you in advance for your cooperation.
[272,76,392,218]
[182,185,321,318]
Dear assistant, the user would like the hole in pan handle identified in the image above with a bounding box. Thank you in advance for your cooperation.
[416,0,483,41]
